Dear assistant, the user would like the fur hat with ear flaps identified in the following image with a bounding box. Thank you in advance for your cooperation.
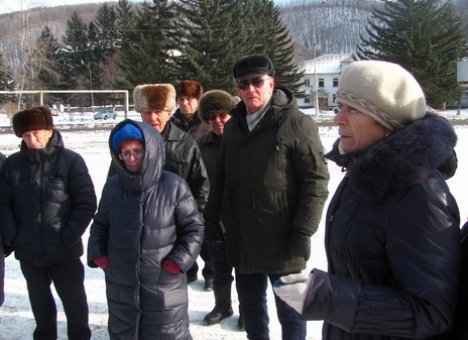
[174,80,203,100]
[12,106,54,137]
[198,90,237,123]
[133,84,176,113]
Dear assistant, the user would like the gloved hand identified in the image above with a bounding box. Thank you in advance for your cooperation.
[273,272,313,314]
[93,255,109,269]
[205,221,224,245]
[288,231,311,260]
[162,258,182,274]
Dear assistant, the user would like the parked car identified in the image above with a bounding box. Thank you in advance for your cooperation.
[94,108,117,120]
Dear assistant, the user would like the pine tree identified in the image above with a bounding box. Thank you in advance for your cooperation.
[60,11,92,91]
[117,1,176,91]
[356,0,464,107]
[172,0,239,92]
[173,0,304,94]
[258,1,304,95]
[93,3,118,59]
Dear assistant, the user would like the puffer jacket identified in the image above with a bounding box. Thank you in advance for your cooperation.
[0,131,96,267]
[87,120,204,340]
[171,109,212,141]
[163,121,210,211]
[302,113,461,339]
[204,87,330,274]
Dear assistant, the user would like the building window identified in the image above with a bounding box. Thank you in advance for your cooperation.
[319,78,324,87]
[304,79,310,87]
[332,94,336,103]
[333,78,338,87]
[304,97,311,103]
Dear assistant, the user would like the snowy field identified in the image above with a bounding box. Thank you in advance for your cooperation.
[0,109,467,339]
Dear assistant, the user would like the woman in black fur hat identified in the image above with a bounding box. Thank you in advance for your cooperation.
[0,106,96,339]
[274,61,461,340]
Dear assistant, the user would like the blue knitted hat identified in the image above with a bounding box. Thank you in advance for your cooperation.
[112,123,144,152]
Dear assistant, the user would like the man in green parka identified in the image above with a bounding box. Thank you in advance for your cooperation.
[204,54,330,339]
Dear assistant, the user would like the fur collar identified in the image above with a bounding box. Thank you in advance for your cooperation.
[328,113,457,201]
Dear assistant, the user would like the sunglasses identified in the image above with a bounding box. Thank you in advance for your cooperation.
[236,76,271,90]
[207,113,229,121]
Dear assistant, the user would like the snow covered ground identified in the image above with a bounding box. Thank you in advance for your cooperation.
[0,110,467,339]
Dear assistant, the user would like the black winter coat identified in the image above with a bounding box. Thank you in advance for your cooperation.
[171,109,212,141]
[0,131,96,267]
[88,120,204,340]
[205,87,330,274]
[162,121,210,211]
[302,114,462,339]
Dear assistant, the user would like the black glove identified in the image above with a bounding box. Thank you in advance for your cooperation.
[205,221,224,245]
[288,231,311,260]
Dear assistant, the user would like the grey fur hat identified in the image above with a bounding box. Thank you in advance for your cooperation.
[198,90,237,123]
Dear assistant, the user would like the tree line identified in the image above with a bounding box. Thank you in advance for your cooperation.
[0,0,466,110]
[1,0,303,110]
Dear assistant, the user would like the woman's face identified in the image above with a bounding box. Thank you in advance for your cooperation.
[119,140,145,173]
[22,129,53,149]
[334,103,389,154]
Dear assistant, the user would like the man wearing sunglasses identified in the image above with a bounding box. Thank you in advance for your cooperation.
[204,54,330,339]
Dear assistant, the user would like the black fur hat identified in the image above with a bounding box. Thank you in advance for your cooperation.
[12,106,54,137]
[198,90,237,123]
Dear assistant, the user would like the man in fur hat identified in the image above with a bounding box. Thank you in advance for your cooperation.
[171,80,211,140]
[133,83,211,286]
[197,90,245,329]
[204,55,330,339]
[0,106,96,339]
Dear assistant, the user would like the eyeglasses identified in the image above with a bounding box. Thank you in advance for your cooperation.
[207,113,229,121]
[236,76,271,90]
[119,148,144,160]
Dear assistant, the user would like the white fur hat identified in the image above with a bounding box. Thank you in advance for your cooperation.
[336,60,426,131]
[133,84,176,113]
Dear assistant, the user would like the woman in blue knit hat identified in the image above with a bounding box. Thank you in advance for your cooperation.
[88,119,204,339]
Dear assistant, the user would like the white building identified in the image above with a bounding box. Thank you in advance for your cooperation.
[297,53,352,110]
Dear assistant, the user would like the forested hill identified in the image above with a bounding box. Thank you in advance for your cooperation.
[0,0,466,70]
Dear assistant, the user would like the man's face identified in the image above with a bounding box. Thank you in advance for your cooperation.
[140,110,171,133]
[236,75,274,113]
[22,129,53,149]
[206,112,231,136]
[177,96,199,117]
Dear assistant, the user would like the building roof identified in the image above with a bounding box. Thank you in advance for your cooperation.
[301,53,352,75]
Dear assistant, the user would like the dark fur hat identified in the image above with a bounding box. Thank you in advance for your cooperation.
[198,90,236,123]
[175,80,203,100]
[133,84,176,113]
[12,106,54,137]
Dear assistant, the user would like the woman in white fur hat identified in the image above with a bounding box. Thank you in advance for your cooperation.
[273,60,461,339]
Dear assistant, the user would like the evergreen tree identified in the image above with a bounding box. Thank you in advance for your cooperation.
[258,1,304,95]
[115,0,135,50]
[93,3,118,59]
[27,26,62,90]
[356,0,464,107]
[172,0,238,92]
[60,11,92,91]
[117,1,177,90]
[173,0,303,94]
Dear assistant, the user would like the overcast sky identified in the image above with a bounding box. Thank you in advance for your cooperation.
[0,0,290,15]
